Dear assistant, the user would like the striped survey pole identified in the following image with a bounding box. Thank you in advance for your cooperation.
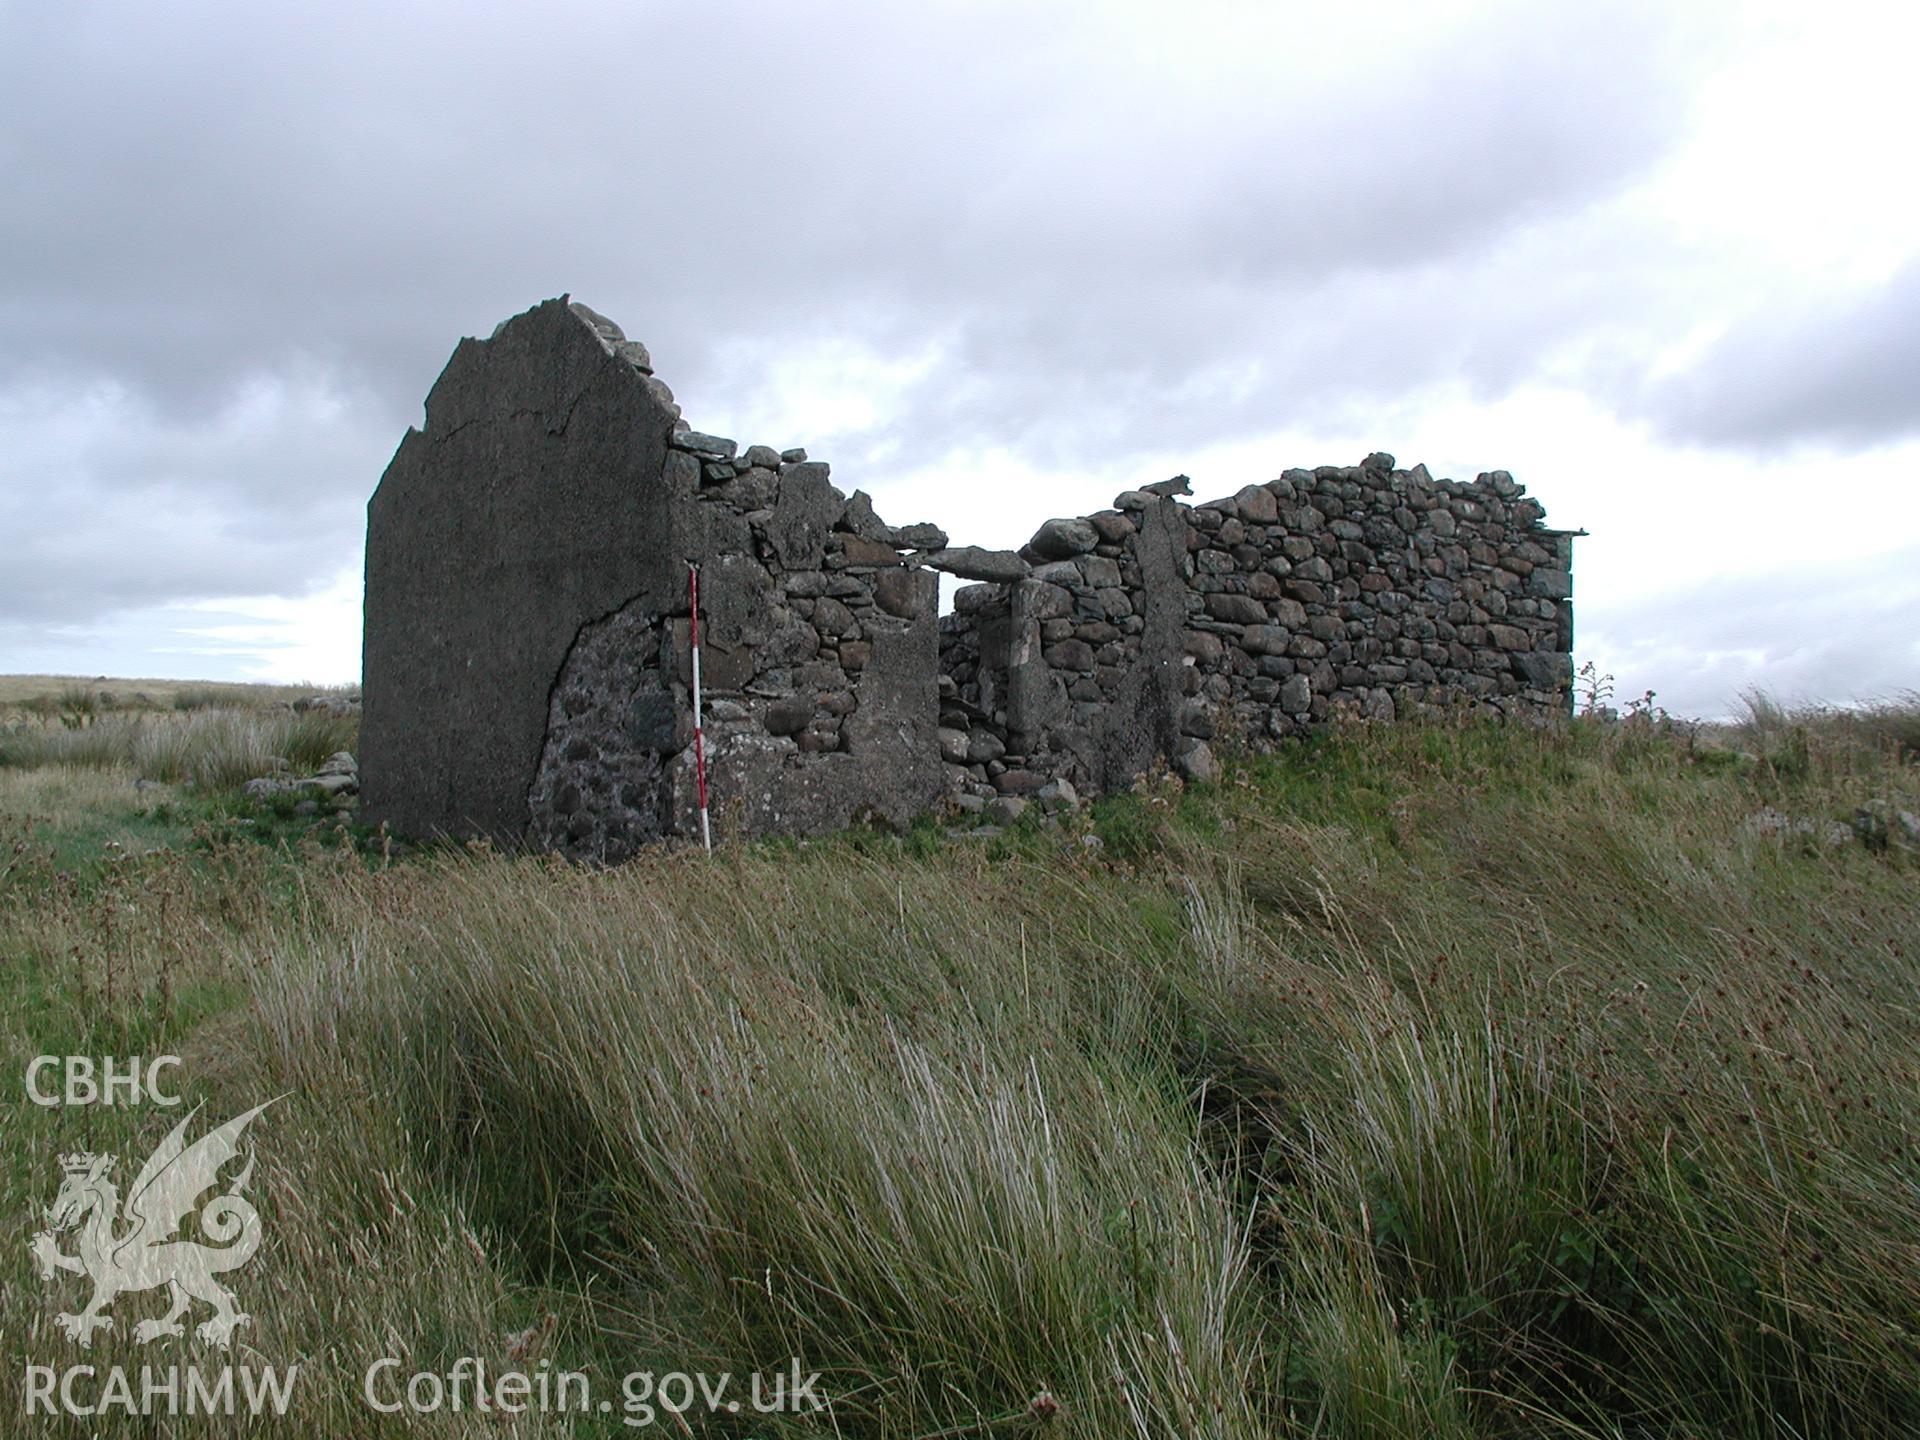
[687,561,712,852]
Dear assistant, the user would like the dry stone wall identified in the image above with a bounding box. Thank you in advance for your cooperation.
[363,297,1576,855]
[935,455,1576,808]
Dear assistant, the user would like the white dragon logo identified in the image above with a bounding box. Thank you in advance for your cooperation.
[28,1100,276,1348]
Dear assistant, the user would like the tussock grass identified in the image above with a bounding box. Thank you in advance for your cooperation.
[0,672,350,714]
[2,700,1917,1436]
[1731,686,1920,767]
[0,707,355,789]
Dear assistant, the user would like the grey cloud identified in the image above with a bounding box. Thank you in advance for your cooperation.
[1,479,363,626]
[1,0,1699,635]
[0,373,379,625]
[2,0,1691,415]
[1644,259,1920,448]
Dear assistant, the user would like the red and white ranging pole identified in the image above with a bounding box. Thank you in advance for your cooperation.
[687,561,712,852]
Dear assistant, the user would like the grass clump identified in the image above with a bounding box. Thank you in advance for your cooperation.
[1731,686,1920,768]
[0,672,353,715]
[1,695,1917,1437]
[0,706,355,790]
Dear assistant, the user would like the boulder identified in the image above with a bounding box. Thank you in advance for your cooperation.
[923,547,1030,582]
[837,490,889,541]
[837,535,906,567]
[1173,740,1218,785]
[1526,568,1573,599]
[887,521,949,549]
[1233,484,1279,523]
[1036,777,1080,812]
[670,430,738,460]
[1513,650,1572,688]
[985,795,1029,825]
[1240,624,1290,656]
[1029,518,1099,559]
[967,729,1007,764]
[763,695,816,737]
[1205,594,1265,624]
[993,769,1048,795]
[1854,800,1920,851]
[1043,639,1096,672]
[769,462,845,569]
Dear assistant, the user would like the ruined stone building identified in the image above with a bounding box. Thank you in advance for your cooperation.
[361,297,1577,859]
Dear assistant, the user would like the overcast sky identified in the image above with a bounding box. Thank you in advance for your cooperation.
[3,0,1915,717]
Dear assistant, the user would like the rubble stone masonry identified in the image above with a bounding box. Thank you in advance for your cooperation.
[363,298,1575,858]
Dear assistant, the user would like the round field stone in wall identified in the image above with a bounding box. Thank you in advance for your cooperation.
[1043,638,1097,671]
[813,596,857,637]
[648,374,687,414]
[1205,594,1265,624]
[1185,631,1224,663]
[627,690,685,753]
[763,695,816,736]
[967,730,1007,764]
[1234,485,1279,523]
[1029,517,1099,559]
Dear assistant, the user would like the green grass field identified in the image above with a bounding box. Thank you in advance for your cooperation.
[2,686,1917,1437]
[0,673,349,714]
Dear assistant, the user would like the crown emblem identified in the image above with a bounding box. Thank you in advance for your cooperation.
[57,1152,111,1175]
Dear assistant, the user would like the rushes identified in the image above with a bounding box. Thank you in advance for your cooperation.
[247,854,1276,1435]
[1733,686,1920,768]
[0,706,355,788]
[3,701,1917,1437]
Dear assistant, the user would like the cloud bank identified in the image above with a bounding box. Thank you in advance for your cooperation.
[1,0,1913,710]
